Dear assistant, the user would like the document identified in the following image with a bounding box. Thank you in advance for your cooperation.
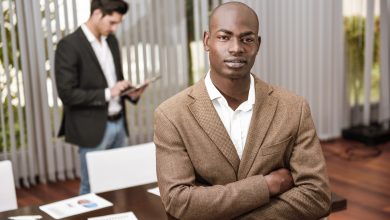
[88,211,137,220]
[39,193,113,219]
[8,216,42,220]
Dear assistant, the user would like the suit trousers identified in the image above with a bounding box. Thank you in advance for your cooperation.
[78,117,128,194]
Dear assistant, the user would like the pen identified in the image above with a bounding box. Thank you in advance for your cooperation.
[8,215,42,220]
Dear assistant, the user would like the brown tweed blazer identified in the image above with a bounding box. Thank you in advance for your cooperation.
[154,75,331,220]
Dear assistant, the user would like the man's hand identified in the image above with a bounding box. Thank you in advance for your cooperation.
[126,82,148,100]
[110,80,132,97]
[264,168,294,197]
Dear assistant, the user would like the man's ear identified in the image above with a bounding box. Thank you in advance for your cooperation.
[257,36,261,51]
[92,8,103,18]
[203,31,210,51]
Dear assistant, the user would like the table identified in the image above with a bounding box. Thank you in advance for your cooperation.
[0,183,166,220]
[0,183,346,220]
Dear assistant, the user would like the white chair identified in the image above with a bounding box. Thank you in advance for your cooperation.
[86,142,157,193]
[0,160,17,212]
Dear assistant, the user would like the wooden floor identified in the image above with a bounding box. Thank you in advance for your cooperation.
[15,139,390,220]
[322,139,390,220]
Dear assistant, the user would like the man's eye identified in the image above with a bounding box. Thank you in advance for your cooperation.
[242,38,254,43]
[217,35,229,41]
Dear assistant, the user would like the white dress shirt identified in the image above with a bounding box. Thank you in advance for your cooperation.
[205,71,255,159]
[81,24,121,116]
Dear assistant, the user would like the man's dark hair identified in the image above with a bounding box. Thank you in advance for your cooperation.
[90,0,129,16]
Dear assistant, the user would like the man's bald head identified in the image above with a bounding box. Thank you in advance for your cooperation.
[203,1,261,84]
[208,2,259,34]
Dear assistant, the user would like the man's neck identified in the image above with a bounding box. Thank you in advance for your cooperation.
[85,20,101,43]
[210,73,251,110]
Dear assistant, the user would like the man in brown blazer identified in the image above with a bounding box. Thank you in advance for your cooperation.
[154,2,331,219]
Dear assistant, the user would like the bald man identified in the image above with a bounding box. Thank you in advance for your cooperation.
[154,2,331,219]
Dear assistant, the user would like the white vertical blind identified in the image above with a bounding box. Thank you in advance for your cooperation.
[256,0,344,139]
[380,0,390,123]
[116,0,189,144]
[363,0,375,125]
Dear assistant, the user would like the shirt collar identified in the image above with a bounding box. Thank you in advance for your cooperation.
[205,70,256,111]
[241,75,255,111]
[81,23,107,43]
[205,70,223,101]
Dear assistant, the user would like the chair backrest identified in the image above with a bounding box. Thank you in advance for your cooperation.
[0,160,17,212]
[87,142,157,193]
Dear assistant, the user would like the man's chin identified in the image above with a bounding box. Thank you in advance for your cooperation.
[225,68,250,77]
[222,72,250,81]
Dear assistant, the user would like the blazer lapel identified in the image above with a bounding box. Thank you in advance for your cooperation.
[188,80,240,173]
[76,28,104,75]
[238,77,278,180]
[106,36,123,81]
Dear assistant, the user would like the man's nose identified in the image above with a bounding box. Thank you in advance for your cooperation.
[111,25,118,32]
[228,38,244,54]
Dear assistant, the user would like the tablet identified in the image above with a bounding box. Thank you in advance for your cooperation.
[120,74,161,96]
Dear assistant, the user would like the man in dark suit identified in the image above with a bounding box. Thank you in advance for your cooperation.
[55,0,146,194]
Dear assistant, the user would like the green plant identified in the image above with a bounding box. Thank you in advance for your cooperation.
[0,98,26,151]
[344,15,380,105]
[0,1,25,152]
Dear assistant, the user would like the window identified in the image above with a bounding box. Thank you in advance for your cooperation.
[344,0,381,106]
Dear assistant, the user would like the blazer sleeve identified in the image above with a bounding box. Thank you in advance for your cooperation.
[154,107,270,220]
[55,39,106,107]
[237,100,331,220]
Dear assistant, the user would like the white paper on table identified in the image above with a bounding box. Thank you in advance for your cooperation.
[88,211,138,220]
[147,187,160,196]
[39,193,112,219]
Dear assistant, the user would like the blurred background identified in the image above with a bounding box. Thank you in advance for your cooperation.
[0,0,389,219]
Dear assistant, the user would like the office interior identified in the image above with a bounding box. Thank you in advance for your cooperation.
[0,0,389,219]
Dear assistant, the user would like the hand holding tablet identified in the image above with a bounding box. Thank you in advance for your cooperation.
[120,74,161,96]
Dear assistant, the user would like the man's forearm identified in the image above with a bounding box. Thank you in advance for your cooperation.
[237,186,331,220]
[160,175,270,220]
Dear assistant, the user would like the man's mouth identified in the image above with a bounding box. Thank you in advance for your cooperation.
[224,59,247,68]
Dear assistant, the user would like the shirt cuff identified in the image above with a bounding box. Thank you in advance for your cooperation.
[105,88,111,101]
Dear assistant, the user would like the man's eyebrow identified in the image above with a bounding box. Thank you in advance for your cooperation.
[215,29,256,37]
[239,31,256,37]
[216,29,233,35]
